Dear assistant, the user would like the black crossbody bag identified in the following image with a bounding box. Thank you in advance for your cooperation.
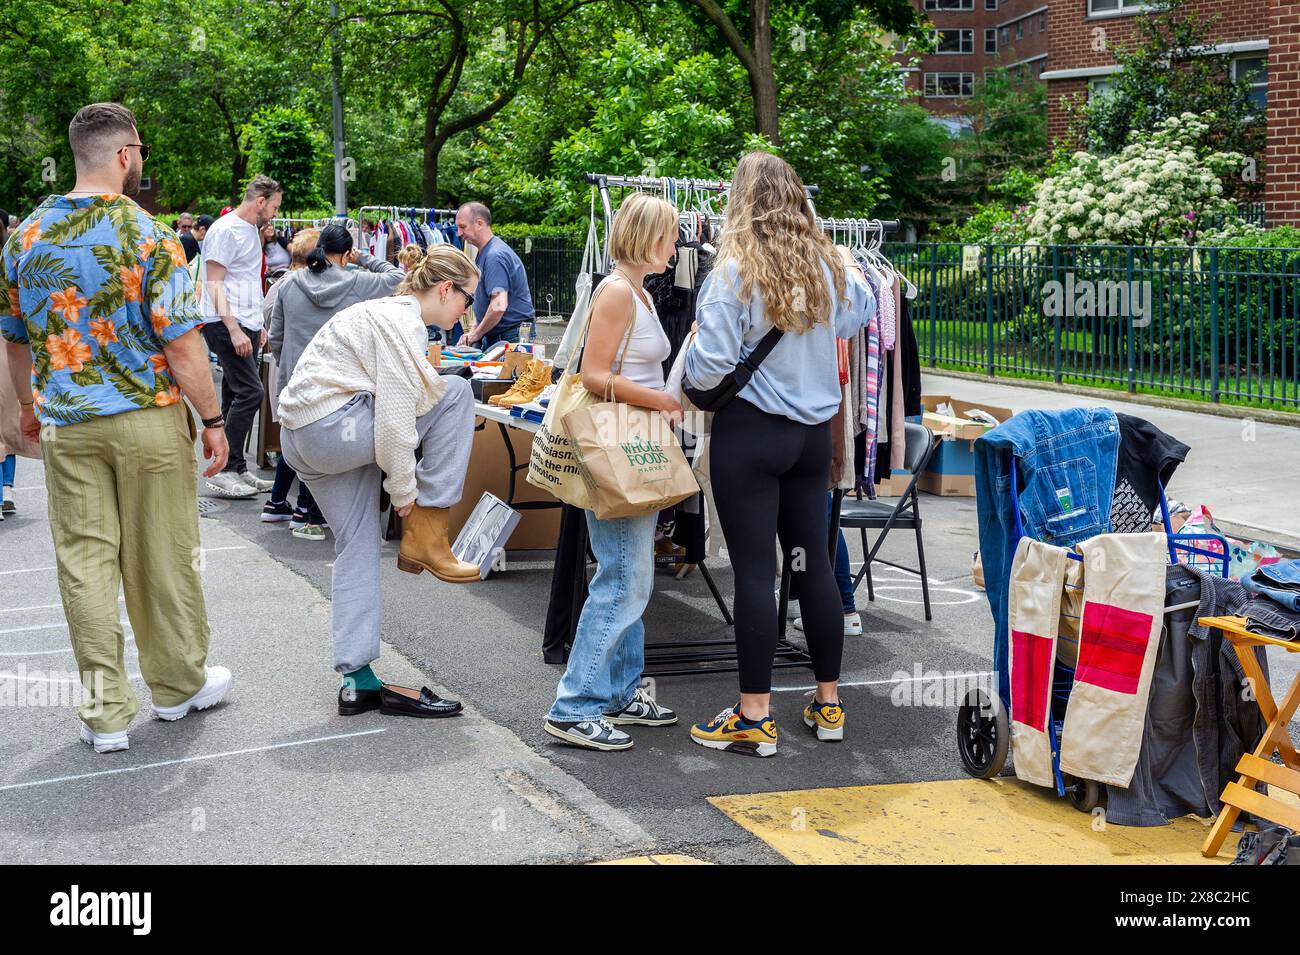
[683,326,784,413]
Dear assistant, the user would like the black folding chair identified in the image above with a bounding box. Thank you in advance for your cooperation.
[841,422,939,621]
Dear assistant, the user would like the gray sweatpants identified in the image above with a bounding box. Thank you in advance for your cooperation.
[280,377,474,673]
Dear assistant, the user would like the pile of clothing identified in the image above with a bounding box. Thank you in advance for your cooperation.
[1240,560,1300,641]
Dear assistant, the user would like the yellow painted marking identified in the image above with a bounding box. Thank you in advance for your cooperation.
[709,778,1253,865]
[592,854,711,865]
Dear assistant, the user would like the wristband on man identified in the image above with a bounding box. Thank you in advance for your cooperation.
[201,413,226,430]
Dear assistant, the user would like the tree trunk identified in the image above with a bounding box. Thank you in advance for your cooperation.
[749,0,779,145]
[421,98,441,206]
[686,0,781,145]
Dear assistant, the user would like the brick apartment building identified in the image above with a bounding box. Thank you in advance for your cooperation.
[1040,0,1299,225]
[903,0,1054,130]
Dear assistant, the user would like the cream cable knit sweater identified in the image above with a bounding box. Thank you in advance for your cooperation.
[278,295,448,508]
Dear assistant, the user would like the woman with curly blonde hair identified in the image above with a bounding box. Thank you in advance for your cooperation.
[684,151,876,758]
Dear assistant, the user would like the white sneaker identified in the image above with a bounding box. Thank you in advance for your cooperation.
[794,612,864,636]
[79,723,129,753]
[205,472,257,499]
[238,472,274,493]
[152,665,233,721]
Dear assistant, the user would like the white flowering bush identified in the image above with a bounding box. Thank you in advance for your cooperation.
[1025,113,1244,246]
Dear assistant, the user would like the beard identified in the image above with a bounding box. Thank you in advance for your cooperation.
[122,164,141,197]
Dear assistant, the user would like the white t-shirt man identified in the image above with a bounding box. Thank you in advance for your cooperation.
[200,212,265,331]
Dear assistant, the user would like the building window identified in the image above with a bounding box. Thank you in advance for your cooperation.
[1015,21,1023,38]
[1089,76,1116,101]
[924,0,974,9]
[924,72,975,97]
[1038,10,1047,31]
[1000,27,1009,45]
[985,28,998,53]
[932,29,974,54]
[139,176,153,191]
[985,0,998,8]
[1233,56,1268,113]
[1088,0,1152,14]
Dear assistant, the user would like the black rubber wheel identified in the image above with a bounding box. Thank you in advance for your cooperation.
[958,688,1009,779]
[1063,774,1105,813]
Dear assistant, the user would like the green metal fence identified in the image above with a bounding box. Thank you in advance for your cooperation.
[501,235,584,321]
[886,242,1300,410]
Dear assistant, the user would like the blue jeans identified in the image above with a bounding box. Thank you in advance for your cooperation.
[1242,560,1300,611]
[1,454,14,487]
[548,510,656,722]
[973,407,1120,706]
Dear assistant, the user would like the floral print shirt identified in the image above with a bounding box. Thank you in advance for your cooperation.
[1,194,202,426]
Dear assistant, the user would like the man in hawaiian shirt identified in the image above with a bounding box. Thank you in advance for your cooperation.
[2,102,233,753]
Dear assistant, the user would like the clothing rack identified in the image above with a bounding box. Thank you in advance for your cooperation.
[557,172,908,677]
[357,205,458,226]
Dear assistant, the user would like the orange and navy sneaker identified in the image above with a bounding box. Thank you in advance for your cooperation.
[689,704,778,757]
[802,699,845,741]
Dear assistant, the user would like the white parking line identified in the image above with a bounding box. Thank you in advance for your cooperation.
[1,620,127,635]
[0,637,135,657]
[0,598,125,614]
[0,669,143,683]
[0,545,247,576]
[0,729,388,793]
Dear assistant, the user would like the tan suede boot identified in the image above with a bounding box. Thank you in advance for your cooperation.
[397,505,480,583]
[488,358,549,408]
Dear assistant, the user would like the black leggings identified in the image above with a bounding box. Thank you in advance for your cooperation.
[710,398,844,694]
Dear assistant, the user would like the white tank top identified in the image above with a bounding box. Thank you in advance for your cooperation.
[603,275,670,390]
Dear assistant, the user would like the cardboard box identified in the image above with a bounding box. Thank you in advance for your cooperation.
[448,420,561,550]
[917,395,1013,497]
[918,472,977,497]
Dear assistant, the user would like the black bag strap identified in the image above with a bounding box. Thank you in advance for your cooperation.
[737,326,784,375]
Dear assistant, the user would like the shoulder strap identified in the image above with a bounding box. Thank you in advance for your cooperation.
[739,325,784,373]
[577,274,638,378]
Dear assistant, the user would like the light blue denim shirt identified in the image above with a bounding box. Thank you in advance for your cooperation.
[684,258,875,425]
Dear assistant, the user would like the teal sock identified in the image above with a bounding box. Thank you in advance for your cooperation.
[342,665,382,691]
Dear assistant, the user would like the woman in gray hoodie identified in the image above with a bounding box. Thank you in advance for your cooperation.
[266,223,406,538]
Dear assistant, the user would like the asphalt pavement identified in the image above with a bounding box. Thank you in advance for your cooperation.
[1,368,1297,863]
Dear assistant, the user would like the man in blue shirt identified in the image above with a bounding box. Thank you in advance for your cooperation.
[454,201,534,348]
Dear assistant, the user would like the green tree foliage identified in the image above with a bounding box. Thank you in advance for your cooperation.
[242,106,329,209]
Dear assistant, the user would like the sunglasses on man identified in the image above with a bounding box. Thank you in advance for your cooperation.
[119,143,152,163]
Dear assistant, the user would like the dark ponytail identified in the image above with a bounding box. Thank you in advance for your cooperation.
[306,222,354,273]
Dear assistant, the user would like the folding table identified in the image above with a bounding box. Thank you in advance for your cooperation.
[1197,614,1300,858]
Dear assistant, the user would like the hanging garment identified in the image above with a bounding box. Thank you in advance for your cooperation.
[976,408,1122,710]
[1103,564,1271,826]
[1008,537,1070,788]
[1060,532,1168,788]
[888,276,906,473]
[1109,414,1190,534]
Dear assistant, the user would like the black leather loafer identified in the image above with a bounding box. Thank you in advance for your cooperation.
[379,685,463,718]
[338,686,383,716]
